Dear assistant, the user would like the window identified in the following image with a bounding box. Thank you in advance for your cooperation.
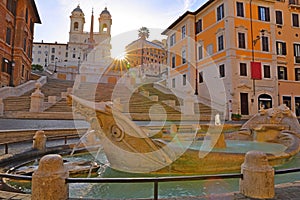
[198,45,203,60]
[73,54,76,58]
[171,54,176,68]
[66,52,68,57]
[218,35,224,51]
[183,74,187,86]
[170,33,176,47]
[262,36,269,52]
[263,65,271,78]
[196,19,202,34]
[236,2,244,17]
[292,13,299,27]
[217,4,224,21]
[51,55,55,61]
[207,44,213,56]
[5,27,11,45]
[172,78,175,88]
[295,68,300,81]
[38,51,41,54]
[25,8,28,23]
[219,64,225,78]
[276,41,287,55]
[278,66,287,80]
[23,37,27,51]
[294,43,300,63]
[182,25,186,39]
[240,63,247,76]
[182,49,186,64]
[276,10,283,25]
[74,22,79,31]
[37,58,41,62]
[258,6,270,22]
[51,48,55,53]
[6,0,16,15]
[238,32,246,49]
[199,72,204,83]
[22,65,25,77]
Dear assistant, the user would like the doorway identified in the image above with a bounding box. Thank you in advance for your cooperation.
[240,93,249,115]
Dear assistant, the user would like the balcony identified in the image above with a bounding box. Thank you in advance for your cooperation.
[289,0,300,8]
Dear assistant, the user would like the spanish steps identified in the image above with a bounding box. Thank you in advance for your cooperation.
[2,75,218,120]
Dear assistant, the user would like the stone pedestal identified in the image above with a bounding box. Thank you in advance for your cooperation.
[183,98,194,115]
[0,98,3,117]
[48,96,57,104]
[33,130,47,151]
[239,151,274,199]
[32,154,69,200]
[30,83,44,112]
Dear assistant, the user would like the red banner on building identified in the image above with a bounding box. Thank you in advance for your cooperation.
[251,61,262,80]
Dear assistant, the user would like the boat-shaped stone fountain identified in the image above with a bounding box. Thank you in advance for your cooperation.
[67,95,300,175]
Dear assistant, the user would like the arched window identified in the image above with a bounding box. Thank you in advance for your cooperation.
[258,94,272,109]
[102,24,108,32]
[74,22,79,31]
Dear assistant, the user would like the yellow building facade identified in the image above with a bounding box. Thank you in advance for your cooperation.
[125,38,167,78]
[162,0,292,118]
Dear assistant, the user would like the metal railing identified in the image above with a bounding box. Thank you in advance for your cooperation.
[1,167,300,200]
[0,134,80,154]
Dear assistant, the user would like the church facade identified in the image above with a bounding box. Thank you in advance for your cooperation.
[32,5,112,80]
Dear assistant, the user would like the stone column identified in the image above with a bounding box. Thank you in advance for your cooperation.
[183,97,194,115]
[239,151,274,199]
[33,130,47,151]
[30,83,45,112]
[32,154,69,200]
[0,98,3,116]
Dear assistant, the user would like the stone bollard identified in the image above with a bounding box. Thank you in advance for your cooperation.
[33,130,47,151]
[0,98,3,116]
[30,83,44,112]
[240,151,274,199]
[183,98,194,115]
[32,154,69,200]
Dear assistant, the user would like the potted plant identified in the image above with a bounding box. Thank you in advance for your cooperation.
[231,113,242,121]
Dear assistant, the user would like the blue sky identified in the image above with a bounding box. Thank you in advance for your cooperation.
[34,0,206,57]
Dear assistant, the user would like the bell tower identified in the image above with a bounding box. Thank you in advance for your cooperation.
[99,7,112,35]
[69,5,85,42]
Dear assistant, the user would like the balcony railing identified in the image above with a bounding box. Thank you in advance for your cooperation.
[289,0,300,7]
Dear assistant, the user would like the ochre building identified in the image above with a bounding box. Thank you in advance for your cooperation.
[163,0,300,118]
[0,0,41,87]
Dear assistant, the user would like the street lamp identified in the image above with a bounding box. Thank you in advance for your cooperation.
[250,0,265,98]
[54,57,58,73]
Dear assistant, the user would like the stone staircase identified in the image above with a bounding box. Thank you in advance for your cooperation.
[141,84,217,117]
[4,78,74,113]
[3,77,218,120]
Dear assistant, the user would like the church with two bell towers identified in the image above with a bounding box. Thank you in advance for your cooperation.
[32,5,113,80]
[68,5,112,65]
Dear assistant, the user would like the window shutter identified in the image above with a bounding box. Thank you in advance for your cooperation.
[282,42,287,55]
